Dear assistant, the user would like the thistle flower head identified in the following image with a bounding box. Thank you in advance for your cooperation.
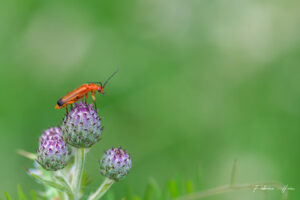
[62,102,103,148]
[37,127,70,171]
[99,147,131,181]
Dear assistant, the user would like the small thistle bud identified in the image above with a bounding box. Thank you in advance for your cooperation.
[62,102,102,148]
[37,127,70,171]
[99,147,132,181]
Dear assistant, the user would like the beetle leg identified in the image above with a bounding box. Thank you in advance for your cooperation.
[65,106,69,115]
[91,93,96,102]
[94,100,97,112]
[85,93,88,104]
[70,104,73,109]
[91,91,97,111]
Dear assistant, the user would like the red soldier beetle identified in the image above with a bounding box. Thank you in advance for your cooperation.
[55,67,119,113]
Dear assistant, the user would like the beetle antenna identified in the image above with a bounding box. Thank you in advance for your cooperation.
[103,65,120,88]
[87,81,101,84]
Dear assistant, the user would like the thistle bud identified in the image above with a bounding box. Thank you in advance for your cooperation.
[37,127,70,171]
[99,147,131,181]
[62,102,103,148]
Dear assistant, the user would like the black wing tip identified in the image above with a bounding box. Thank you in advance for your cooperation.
[57,99,64,106]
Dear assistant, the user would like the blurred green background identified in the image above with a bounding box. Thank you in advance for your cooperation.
[0,0,299,199]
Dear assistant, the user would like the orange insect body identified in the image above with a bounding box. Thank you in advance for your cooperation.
[55,83,103,109]
[55,67,119,110]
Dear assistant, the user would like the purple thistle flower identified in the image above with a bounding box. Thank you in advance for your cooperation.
[37,127,70,171]
[99,147,131,181]
[62,102,103,148]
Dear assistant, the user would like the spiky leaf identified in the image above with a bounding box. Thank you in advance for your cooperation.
[168,180,178,198]
[17,150,37,160]
[4,192,12,200]
[54,175,72,195]
[185,180,194,194]
[30,190,37,200]
[144,179,160,200]
[29,171,73,199]
[125,186,133,200]
[197,166,204,190]
[17,184,27,200]
[81,170,92,191]
[105,190,115,200]
[175,174,184,196]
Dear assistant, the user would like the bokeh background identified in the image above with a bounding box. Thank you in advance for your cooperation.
[0,0,299,199]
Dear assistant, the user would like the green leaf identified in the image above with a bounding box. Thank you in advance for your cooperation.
[81,170,92,191]
[197,166,204,190]
[17,185,27,200]
[125,186,133,200]
[29,172,63,190]
[54,175,72,195]
[17,149,37,160]
[4,192,12,200]
[30,191,37,200]
[144,178,160,200]
[185,180,194,194]
[29,171,73,199]
[175,174,184,196]
[161,184,170,200]
[168,180,178,198]
[144,183,154,200]
[105,190,115,200]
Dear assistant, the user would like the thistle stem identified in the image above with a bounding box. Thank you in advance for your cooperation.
[72,148,86,200]
[88,178,114,200]
[56,171,73,200]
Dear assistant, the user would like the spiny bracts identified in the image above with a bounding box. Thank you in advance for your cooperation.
[62,102,103,148]
[37,127,70,171]
[99,147,131,181]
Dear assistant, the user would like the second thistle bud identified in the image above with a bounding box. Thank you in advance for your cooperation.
[99,147,132,181]
[37,127,70,171]
[62,102,103,148]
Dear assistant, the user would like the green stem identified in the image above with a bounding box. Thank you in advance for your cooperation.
[88,178,114,200]
[175,181,288,200]
[55,171,73,200]
[72,148,86,200]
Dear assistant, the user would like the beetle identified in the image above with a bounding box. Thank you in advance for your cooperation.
[55,67,119,112]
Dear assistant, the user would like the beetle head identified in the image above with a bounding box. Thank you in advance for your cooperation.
[98,84,104,95]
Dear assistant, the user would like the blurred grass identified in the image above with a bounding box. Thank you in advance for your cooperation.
[0,0,300,199]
